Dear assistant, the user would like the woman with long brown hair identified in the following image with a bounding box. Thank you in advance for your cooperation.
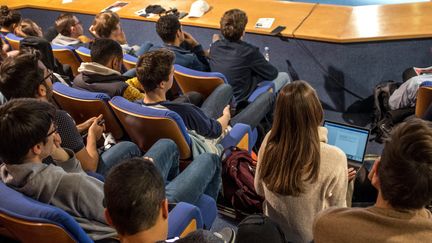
[255,80,348,243]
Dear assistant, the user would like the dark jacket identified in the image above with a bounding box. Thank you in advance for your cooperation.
[151,42,210,72]
[138,100,222,139]
[209,39,278,103]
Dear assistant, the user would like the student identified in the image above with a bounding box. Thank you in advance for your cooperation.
[89,11,152,57]
[313,118,432,243]
[255,81,348,243]
[210,9,290,103]
[52,13,91,48]
[0,52,141,175]
[0,5,21,35]
[154,14,209,72]
[0,98,116,241]
[14,18,43,38]
[136,49,274,151]
[104,157,232,243]
[73,38,145,101]
[0,99,217,240]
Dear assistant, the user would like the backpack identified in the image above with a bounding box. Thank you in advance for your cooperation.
[221,147,263,215]
[370,81,414,143]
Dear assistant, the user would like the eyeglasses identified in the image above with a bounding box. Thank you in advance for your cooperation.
[40,70,54,84]
[46,124,58,138]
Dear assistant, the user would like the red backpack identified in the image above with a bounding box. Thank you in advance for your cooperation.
[221,147,263,214]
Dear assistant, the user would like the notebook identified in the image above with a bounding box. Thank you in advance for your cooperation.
[323,120,370,167]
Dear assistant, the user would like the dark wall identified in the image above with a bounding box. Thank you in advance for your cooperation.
[21,8,432,112]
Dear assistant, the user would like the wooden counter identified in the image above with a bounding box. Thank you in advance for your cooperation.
[3,0,432,43]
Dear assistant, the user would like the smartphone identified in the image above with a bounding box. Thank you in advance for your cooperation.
[178,12,188,19]
[97,119,105,126]
[270,25,286,36]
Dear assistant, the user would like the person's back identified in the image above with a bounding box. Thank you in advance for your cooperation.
[255,81,348,242]
[154,14,209,72]
[210,9,289,103]
[313,118,432,243]
[210,38,277,103]
[257,129,347,242]
[73,38,144,101]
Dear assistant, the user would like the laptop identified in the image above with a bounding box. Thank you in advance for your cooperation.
[323,120,370,168]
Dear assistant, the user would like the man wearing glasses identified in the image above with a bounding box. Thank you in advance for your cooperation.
[0,98,116,240]
[0,52,142,175]
[51,13,91,48]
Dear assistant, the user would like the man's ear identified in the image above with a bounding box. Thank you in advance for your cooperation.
[104,208,114,226]
[31,142,44,156]
[161,199,169,220]
[37,84,47,98]
[369,158,381,189]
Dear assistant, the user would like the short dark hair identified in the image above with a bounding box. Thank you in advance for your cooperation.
[220,9,248,42]
[378,118,432,210]
[136,49,175,92]
[104,158,166,235]
[90,38,123,65]
[156,15,181,43]
[0,52,43,100]
[55,13,77,37]
[0,98,56,164]
[92,11,120,38]
[0,5,21,29]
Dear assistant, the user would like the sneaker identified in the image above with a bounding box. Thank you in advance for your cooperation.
[214,227,236,243]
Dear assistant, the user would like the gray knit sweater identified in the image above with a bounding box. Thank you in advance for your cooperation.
[0,149,117,240]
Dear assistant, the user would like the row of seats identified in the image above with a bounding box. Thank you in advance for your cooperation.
[4,32,138,75]
[52,82,257,159]
[0,180,216,243]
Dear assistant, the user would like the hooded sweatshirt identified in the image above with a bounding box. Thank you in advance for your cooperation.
[52,33,88,49]
[0,149,117,240]
[73,62,144,101]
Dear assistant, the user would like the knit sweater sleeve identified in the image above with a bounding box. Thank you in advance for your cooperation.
[123,78,145,101]
[326,148,348,207]
[255,132,271,196]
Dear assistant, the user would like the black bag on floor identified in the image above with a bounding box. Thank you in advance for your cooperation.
[370,81,414,143]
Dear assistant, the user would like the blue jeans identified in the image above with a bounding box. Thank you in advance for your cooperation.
[144,139,222,205]
[200,83,274,130]
[97,141,142,176]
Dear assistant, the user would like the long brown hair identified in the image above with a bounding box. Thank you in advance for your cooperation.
[259,81,323,196]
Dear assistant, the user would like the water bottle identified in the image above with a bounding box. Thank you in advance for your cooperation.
[264,46,270,62]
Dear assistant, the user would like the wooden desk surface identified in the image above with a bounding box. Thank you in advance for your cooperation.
[3,0,432,43]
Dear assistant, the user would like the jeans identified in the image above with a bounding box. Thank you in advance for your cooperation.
[231,91,275,129]
[200,83,275,130]
[271,72,291,92]
[97,141,142,176]
[143,139,222,205]
[200,83,233,119]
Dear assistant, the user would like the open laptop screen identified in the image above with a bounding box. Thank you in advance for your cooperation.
[323,120,370,163]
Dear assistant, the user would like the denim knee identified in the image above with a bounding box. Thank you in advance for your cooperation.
[117,141,142,157]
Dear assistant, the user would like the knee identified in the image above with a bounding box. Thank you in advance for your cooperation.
[116,141,142,157]
[218,83,233,96]
[278,72,291,83]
